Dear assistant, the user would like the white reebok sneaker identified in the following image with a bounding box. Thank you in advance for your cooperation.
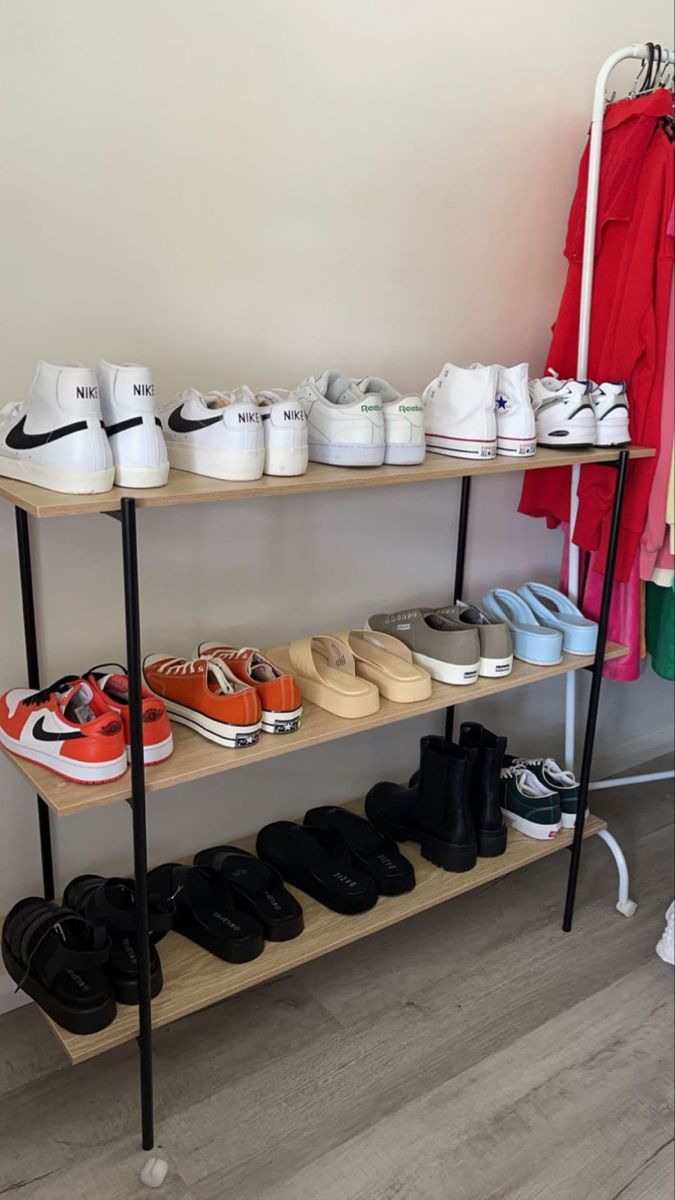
[97,361,169,488]
[255,390,308,476]
[529,375,597,448]
[356,378,425,465]
[158,387,264,480]
[0,361,114,494]
[290,371,385,467]
[589,381,630,447]
[423,363,497,460]
[471,363,536,457]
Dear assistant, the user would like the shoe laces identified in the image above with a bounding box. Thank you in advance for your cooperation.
[158,656,239,694]
[22,676,79,707]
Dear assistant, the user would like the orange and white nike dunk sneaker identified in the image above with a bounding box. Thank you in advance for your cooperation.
[0,676,128,784]
[197,644,303,734]
[142,655,261,747]
[84,664,174,765]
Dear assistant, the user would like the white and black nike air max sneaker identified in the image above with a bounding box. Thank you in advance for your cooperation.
[0,362,114,494]
[97,361,169,488]
[529,375,597,448]
[158,386,265,480]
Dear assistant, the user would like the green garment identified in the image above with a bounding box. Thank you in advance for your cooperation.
[647,581,675,681]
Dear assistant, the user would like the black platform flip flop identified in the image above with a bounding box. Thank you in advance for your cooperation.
[193,846,304,942]
[304,806,416,895]
[62,875,174,1005]
[148,864,265,963]
[2,897,116,1035]
[256,821,379,915]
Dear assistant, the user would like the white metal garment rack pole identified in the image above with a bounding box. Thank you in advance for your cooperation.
[565,43,675,797]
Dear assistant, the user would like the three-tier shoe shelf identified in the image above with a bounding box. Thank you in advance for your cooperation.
[0,443,649,1163]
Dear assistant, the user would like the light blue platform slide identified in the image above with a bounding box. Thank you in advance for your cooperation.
[481,588,564,666]
[517,583,598,655]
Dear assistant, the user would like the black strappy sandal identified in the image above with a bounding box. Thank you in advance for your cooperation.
[2,897,116,1035]
[256,821,379,915]
[304,806,416,895]
[62,875,174,1005]
[193,846,304,941]
[148,864,265,963]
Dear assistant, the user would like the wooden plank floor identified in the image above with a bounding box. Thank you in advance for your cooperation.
[0,759,672,1199]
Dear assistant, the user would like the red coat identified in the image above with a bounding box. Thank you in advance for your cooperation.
[519,89,674,582]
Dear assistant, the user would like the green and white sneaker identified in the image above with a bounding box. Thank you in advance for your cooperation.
[506,756,582,829]
[500,765,562,840]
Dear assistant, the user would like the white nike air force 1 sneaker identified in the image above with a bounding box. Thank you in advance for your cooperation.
[0,361,114,494]
[529,375,597,447]
[158,386,264,480]
[289,371,386,467]
[356,377,425,465]
[97,360,169,488]
[588,380,630,446]
[423,362,497,460]
[255,391,308,476]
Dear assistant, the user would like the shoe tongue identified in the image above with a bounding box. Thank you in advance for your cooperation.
[61,680,96,724]
[230,385,257,405]
[316,371,354,404]
[204,658,238,694]
[246,652,277,683]
[542,758,575,785]
[519,768,556,798]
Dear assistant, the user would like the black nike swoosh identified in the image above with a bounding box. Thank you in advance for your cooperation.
[167,406,223,434]
[105,416,164,436]
[33,716,84,742]
[5,417,90,451]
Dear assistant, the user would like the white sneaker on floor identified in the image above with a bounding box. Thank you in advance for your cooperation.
[255,390,308,476]
[97,361,169,488]
[290,371,385,467]
[529,375,597,448]
[589,381,630,447]
[0,361,114,494]
[158,387,264,480]
[471,362,536,457]
[656,902,675,966]
[356,378,425,465]
[423,362,497,460]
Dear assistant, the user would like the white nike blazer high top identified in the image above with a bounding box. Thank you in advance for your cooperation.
[97,360,169,488]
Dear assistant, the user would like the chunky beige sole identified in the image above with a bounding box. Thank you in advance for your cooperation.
[267,643,380,719]
[331,629,432,703]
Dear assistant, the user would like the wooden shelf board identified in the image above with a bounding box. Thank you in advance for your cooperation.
[0,446,654,519]
[44,807,607,1064]
[2,643,628,817]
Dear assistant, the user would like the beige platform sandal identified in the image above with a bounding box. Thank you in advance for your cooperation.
[332,629,432,702]
[267,636,380,719]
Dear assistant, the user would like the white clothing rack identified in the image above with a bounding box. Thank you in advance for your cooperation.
[564,45,675,808]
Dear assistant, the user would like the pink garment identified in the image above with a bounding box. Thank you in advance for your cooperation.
[640,219,675,580]
[560,528,639,681]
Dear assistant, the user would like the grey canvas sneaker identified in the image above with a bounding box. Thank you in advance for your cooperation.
[366,609,480,685]
[432,602,513,678]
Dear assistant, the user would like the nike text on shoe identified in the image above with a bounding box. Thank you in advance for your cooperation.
[433,601,513,677]
[423,363,497,460]
[142,655,262,747]
[0,362,114,494]
[196,644,303,734]
[500,765,562,840]
[471,362,536,457]
[158,387,265,481]
[356,378,425,465]
[367,609,480,685]
[254,391,309,476]
[84,664,174,765]
[529,375,597,448]
[289,371,386,467]
[0,676,128,784]
[97,361,169,488]
[589,381,630,447]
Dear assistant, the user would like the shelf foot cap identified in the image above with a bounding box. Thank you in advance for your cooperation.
[141,1156,169,1188]
[616,899,638,919]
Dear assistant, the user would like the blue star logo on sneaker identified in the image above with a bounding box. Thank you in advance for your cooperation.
[496,394,512,412]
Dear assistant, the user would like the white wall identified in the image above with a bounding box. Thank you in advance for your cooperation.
[1,0,673,1007]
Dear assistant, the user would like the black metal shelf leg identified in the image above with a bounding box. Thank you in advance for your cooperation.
[445,476,472,743]
[15,507,55,900]
[562,449,629,932]
[120,498,155,1152]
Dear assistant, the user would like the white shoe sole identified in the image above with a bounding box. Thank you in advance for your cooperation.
[537,418,597,448]
[412,651,479,686]
[261,704,303,734]
[497,438,537,457]
[501,807,562,840]
[479,654,513,678]
[308,443,385,467]
[595,412,630,446]
[160,703,261,748]
[0,456,114,495]
[115,462,170,489]
[0,725,128,782]
[425,437,497,460]
[264,447,309,477]
[125,731,175,765]
[167,443,265,481]
[560,808,588,829]
[384,443,426,466]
